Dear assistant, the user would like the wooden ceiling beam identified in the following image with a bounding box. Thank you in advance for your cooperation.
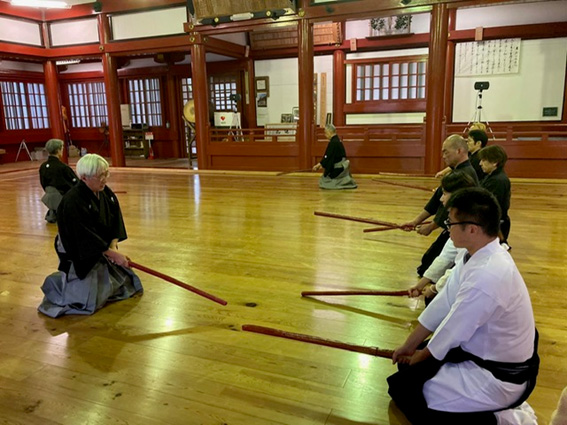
[449,22,567,42]
[203,36,247,58]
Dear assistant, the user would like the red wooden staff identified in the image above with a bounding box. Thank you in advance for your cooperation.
[302,289,408,297]
[373,178,433,192]
[378,171,432,178]
[314,211,398,228]
[363,221,433,233]
[242,324,394,359]
[276,169,313,176]
[129,261,228,306]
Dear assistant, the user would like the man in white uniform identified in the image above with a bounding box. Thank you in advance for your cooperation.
[388,187,539,424]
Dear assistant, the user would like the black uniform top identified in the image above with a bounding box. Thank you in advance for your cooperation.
[469,150,486,181]
[320,135,347,177]
[425,160,480,227]
[39,155,78,194]
[481,167,511,218]
[57,181,127,279]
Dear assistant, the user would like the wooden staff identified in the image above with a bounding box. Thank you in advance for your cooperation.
[378,171,432,178]
[302,289,408,297]
[129,261,228,306]
[373,178,433,192]
[363,226,400,233]
[314,211,398,228]
[363,221,432,233]
[242,324,394,359]
[276,169,313,176]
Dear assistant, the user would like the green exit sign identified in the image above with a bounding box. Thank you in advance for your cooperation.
[542,107,558,117]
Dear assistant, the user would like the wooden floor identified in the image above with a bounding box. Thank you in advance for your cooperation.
[0,161,566,424]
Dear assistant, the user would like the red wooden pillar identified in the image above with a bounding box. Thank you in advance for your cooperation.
[443,8,457,138]
[298,18,314,169]
[166,72,181,158]
[190,34,210,169]
[101,53,125,167]
[245,59,257,128]
[44,61,67,162]
[98,14,125,167]
[333,49,346,127]
[424,3,449,174]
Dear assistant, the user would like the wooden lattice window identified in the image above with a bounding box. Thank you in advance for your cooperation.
[0,80,49,130]
[209,75,237,111]
[67,81,108,128]
[181,77,193,104]
[347,55,427,113]
[127,77,162,126]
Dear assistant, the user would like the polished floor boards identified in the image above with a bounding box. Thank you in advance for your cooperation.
[0,164,565,424]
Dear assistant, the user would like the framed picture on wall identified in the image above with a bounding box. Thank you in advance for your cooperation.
[281,113,294,123]
[255,76,270,96]
[292,107,299,121]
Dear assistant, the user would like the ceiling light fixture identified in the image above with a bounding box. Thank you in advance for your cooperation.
[56,59,80,65]
[11,0,71,9]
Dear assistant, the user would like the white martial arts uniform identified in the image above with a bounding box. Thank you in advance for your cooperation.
[419,238,535,413]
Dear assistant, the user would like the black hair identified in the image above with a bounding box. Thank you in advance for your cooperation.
[441,171,476,193]
[478,145,508,168]
[468,130,488,148]
[447,187,501,237]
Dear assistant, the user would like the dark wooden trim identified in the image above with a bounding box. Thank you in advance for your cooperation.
[59,72,104,81]
[190,41,210,168]
[443,8,457,127]
[424,3,449,174]
[104,34,191,54]
[333,49,346,127]
[44,60,67,161]
[0,69,46,80]
[562,59,567,123]
[344,101,426,114]
[203,36,247,58]
[44,44,102,58]
[345,54,428,65]
[449,22,567,42]
[102,53,126,167]
[298,18,314,169]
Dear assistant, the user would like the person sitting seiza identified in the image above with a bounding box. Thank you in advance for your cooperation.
[38,154,143,318]
[389,187,539,425]
[39,138,78,223]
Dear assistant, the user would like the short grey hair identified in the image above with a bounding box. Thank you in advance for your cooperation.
[45,139,64,155]
[325,124,337,134]
[76,154,109,179]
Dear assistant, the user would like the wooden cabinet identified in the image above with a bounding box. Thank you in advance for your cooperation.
[123,128,149,158]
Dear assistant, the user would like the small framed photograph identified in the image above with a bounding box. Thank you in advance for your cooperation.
[292,106,299,121]
[257,93,268,107]
[255,76,269,96]
[281,113,293,123]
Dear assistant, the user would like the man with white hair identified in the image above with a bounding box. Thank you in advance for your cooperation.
[38,154,143,317]
[312,124,357,190]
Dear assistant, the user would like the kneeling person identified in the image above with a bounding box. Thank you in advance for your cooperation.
[312,124,357,190]
[38,154,143,318]
[389,188,538,424]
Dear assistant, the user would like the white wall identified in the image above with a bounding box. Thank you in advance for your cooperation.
[0,60,43,72]
[0,16,41,46]
[453,38,567,122]
[111,6,187,40]
[50,18,98,46]
[456,0,567,29]
[254,55,334,126]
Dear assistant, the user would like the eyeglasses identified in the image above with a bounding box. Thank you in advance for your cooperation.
[90,170,110,180]
[444,218,480,228]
